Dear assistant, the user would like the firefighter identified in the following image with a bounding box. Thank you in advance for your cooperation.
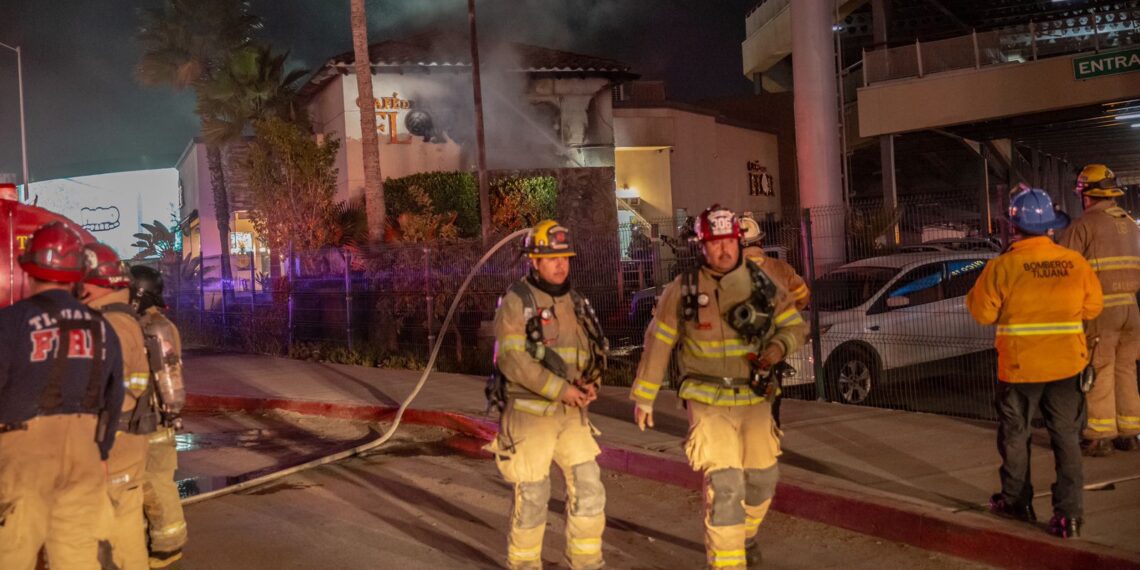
[1058,164,1140,456]
[81,243,155,570]
[485,220,608,570]
[967,187,1102,538]
[740,214,809,311]
[630,205,807,568]
[0,222,125,570]
[130,265,188,568]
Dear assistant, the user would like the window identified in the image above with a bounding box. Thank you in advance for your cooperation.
[942,259,987,298]
[886,263,945,309]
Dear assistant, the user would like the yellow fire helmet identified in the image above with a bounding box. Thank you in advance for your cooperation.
[1076,163,1124,198]
[525,220,576,258]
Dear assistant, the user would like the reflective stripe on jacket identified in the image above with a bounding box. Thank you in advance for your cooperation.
[630,261,807,407]
[1058,200,1140,309]
[966,236,1103,383]
[493,279,592,416]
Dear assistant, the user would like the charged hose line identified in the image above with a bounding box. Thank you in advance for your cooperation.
[183,228,531,505]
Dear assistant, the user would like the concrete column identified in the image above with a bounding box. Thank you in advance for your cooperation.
[881,134,899,245]
[979,144,992,236]
[792,0,846,272]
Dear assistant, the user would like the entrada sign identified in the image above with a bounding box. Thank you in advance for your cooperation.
[1073,47,1140,80]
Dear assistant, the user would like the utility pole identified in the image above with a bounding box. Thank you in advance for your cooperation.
[0,42,29,200]
[468,0,492,248]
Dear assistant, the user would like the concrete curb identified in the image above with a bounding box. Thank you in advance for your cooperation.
[186,393,1140,570]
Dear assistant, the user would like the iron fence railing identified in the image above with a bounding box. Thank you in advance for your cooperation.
[158,192,1135,422]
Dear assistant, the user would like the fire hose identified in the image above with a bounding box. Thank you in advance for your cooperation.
[183,228,531,505]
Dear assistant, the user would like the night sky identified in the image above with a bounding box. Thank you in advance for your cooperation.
[0,0,756,183]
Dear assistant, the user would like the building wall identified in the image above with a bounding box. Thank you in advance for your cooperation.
[176,142,219,262]
[615,106,781,220]
[615,148,673,222]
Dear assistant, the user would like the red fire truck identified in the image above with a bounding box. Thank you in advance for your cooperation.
[0,182,97,307]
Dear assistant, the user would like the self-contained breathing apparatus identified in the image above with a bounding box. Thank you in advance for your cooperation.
[485,280,609,415]
[677,259,792,398]
[101,303,185,432]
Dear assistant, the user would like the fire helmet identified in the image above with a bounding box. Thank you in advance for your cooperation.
[739,213,765,247]
[19,222,86,283]
[694,205,741,242]
[1075,164,1123,198]
[129,265,167,311]
[1009,187,1070,235]
[82,243,131,289]
[525,220,576,259]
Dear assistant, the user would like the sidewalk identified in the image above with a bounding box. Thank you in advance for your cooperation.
[184,349,1140,569]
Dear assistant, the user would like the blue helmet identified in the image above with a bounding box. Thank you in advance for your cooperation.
[1009,187,1070,235]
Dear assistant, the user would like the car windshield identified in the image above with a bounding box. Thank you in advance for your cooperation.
[813,267,898,311]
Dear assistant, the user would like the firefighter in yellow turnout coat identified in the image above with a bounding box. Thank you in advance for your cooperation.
[1058,164,1140,456]
[81,243,154,570]
[631,206,807,569]
[486,221,608,570]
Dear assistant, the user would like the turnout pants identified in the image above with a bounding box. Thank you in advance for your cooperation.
[1084,303,1140,440]
[0,415,115,570]
[488,402,606,570]
[995,376,1084,518]
[143,428,187,554]
[107,431,151,570]
[685,401,781,570]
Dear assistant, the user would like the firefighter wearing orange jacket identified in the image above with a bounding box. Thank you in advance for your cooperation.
[630,205,807,568]
[967,187,1103,539]
[1057,164,1140,456]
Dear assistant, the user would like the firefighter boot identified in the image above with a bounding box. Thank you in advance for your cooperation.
[1081,439,1115,457]
[989,494,1037,523]
[1048,513,1082,539]
[1113,435,1140,452]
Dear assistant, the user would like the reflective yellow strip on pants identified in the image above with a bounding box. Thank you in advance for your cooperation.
[996,322,1083,336]
[744,516,762,532]
[1088,417,1116,433]
[1119,415,1140,430]
[631,379,660,401]
[1089,256,1140,272]
[508,545,542,562]
[711,550,748,568]
[1103,293,1137,308]
[152,521,187,538]
[568,538,602,556]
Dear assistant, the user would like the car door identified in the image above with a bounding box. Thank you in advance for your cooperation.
[938,258,993,358]
[868,261,950,369]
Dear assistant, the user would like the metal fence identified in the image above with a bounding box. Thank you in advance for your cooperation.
[155,190,1047,421]
[864,17,1140,85]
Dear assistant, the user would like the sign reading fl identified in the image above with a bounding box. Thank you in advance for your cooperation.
[1073,47,1140,80]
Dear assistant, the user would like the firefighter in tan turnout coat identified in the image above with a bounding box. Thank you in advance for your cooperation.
[630,205,808,569]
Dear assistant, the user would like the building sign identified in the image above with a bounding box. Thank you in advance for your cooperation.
[747,161,774,197]
[1073,47,1140,80]
[374,93,413,145]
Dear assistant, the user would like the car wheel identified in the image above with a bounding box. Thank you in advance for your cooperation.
[826,349,878,405]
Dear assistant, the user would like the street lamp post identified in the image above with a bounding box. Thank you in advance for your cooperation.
[0,42,29,201]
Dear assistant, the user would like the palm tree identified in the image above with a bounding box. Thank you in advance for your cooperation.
[195,45,309,144]
[350,0,386,241]
[136,0,261,299]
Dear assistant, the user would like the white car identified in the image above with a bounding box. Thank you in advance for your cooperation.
[786,251,997,404]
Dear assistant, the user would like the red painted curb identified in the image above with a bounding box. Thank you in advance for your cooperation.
[187,392,1140,570]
